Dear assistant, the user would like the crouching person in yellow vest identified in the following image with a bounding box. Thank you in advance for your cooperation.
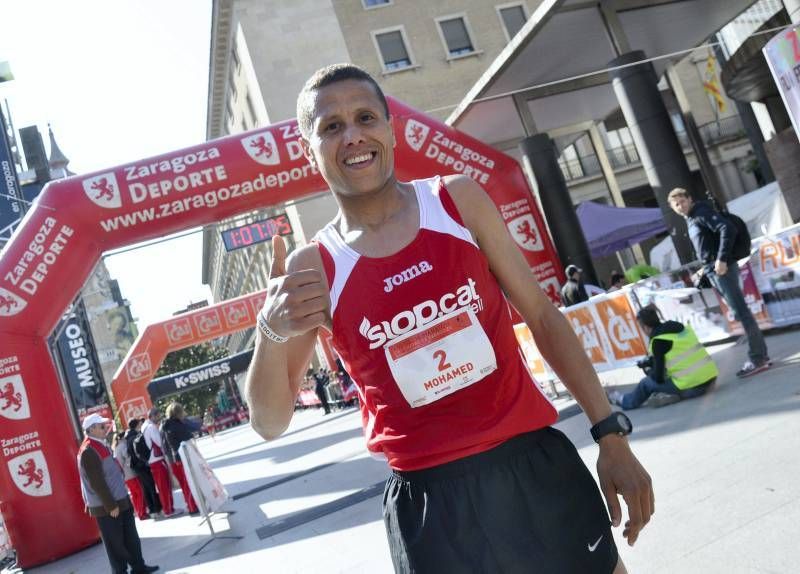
[609,305,718,410]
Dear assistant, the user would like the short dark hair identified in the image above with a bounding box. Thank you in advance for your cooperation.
[636,304,662,329]
[128,418,140,431]
[296,63,389,138]
[610,272,625,285]
[668,187,691,201]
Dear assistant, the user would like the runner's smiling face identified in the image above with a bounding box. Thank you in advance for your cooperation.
[301,79,396,197]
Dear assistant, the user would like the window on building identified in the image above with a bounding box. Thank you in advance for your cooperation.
[245,92,258,126]
[437,16,477,58]
[362,0,392,7]
[373,28,414,72]
[225,98,234,126]
[497,4,528,41]
[232,48,240,72]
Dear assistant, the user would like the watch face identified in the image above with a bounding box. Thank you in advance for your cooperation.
[616,413,632,433]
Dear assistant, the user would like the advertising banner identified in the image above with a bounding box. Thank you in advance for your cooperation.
[749,224,800,325]
[54,302,108,414]
[0,109,23,244]
[179,440,228,516]
[147,348,253,401]
[592,294,648,362]
[516,292,648,380]
[512,324,551,380]
[563,304,612,368]
[764,25,800,142]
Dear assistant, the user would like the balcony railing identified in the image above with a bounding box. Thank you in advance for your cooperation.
[559,116,746,182]
[559,145,639,181]
[698,115,745,145]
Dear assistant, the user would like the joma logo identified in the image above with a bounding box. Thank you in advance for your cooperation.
[383,261,434,293]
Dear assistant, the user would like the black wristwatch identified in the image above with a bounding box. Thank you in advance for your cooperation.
[590,412,633,443]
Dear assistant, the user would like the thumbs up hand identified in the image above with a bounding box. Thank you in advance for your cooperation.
[260,236,328,339]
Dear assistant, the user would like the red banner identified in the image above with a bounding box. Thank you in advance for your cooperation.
[0,97,560,567]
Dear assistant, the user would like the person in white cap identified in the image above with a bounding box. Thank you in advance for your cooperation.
[77,413,158,574]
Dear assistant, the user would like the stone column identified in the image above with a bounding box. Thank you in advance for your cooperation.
[519,133,599,285]
[609,50,696,264]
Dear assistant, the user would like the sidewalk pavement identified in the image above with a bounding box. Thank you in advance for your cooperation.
[18,327,800,573]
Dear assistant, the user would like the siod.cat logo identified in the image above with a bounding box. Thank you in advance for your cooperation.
[241,131,281,166]
[0,287,26,317]
[0,374,30,420]
[404,119,430,152]
[8,451,52,497]
[82,173,122,209]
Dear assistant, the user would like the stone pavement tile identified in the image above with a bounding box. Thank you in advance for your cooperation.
[556,330,800,574]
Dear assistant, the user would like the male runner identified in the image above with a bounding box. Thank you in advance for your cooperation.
[245,64,653,574]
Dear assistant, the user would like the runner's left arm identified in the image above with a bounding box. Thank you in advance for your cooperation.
[444,174,653,546]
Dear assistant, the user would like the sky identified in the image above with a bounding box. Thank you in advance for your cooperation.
[0,0,214,326]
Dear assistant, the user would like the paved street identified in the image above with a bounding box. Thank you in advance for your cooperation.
[22,327,800,574]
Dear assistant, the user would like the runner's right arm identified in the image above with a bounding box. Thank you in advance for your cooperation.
[246,236,330,440]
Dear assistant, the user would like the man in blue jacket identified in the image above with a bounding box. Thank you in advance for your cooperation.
[668,188,769,377]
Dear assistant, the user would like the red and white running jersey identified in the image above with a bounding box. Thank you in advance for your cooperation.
[314,176,557,470]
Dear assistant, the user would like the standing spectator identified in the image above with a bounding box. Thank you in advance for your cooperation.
[125,419,162,518]
[608,271,626,292]
[668,188,770,377]
[313,368,331,415]
[203,406,216,439]
[141,408,179,517]
[560,264,589,307]
[162,402,200,515]
[112,432,148,520]
[77,414,158,574]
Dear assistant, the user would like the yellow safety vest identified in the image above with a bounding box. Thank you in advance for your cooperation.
[650,325,718,390]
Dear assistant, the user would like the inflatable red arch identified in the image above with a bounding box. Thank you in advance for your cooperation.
[111,289,267,426]
[0,97,562,567]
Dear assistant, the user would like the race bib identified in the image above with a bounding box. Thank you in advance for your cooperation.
[384,307,497,408]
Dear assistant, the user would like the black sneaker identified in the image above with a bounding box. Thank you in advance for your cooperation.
[736,360,771,378]
[134,566,159,573]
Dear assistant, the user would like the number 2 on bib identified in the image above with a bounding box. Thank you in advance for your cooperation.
[384,307,497,408]
[433,350,452,371]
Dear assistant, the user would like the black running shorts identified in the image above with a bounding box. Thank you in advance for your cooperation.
[383,427,618,574]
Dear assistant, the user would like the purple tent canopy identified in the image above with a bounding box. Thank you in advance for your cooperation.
[576,201,668,258]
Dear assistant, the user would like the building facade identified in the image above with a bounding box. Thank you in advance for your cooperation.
[204,0,768,352]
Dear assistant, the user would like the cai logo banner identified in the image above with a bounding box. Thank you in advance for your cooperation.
[0,374,30,420]
[8,450,52,497]
[241,131,281,166]
[126,352,152,381]
[165,318,193,345]
[120,397,149,422]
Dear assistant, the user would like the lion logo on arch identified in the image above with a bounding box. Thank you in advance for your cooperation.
[8,451,52,496]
